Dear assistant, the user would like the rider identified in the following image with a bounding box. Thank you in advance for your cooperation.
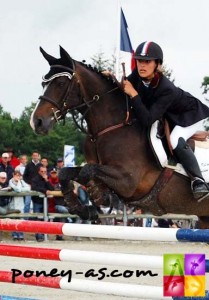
[123,41,209,201]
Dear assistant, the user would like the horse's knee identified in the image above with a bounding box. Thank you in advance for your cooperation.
[59,166,81,183]
[78,164,97,184]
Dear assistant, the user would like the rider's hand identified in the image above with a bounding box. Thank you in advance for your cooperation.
[123,79,138,98]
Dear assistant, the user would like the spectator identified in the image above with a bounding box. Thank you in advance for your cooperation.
[5,148,20,169]
[55,157,64,175]
[31,165,54,242]
[15,154,31,215]
[72,181,93,241]
[48,168,72,241]
[23,150,41,220]
[23,151,41,185]
[47,169,58,213]
[0,172,20,215]
[15,154,28,175]
[0,153,14,183]
[41,157,51,176]
[9,170,31,240]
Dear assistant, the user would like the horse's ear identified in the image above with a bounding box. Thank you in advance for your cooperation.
[40,47,57,65]
[59,46,72,61]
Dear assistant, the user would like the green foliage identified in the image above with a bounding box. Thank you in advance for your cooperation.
[91,50,115,72]
[0,103,85,166]
[200,77,209,130]
[162,64,175,82]
[201,76,209,95]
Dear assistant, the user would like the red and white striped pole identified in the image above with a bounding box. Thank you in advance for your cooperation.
[0,244,162,268]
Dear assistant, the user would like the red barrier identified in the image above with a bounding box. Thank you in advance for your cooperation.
[0,271,60,288]
[0,219,63,235]
[0,245,60,261]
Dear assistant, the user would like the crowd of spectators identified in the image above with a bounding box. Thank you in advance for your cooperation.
[0,149,96,242]
[0,149,70,241]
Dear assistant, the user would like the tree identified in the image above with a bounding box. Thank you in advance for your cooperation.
[201,76,209,97]
[162,64,175,82]
[91,50,115,72]
[200,77,209,130]
[0,103,85,165]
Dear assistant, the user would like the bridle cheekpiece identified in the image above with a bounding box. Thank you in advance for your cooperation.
[39,64,75,122]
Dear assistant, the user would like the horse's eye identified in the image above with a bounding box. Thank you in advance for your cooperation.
[57,79,65,87]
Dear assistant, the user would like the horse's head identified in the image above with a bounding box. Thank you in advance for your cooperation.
[30,46,82,134]
[31,46,126,136]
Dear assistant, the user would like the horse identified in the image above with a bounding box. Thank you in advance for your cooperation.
[30,46,209,228]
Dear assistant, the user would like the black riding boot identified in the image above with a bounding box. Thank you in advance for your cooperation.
[173,137,209,200]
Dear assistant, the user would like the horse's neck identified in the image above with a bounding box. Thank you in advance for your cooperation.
[78,69,126,135]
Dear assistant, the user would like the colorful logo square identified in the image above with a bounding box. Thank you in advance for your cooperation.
[163,275,184,296]
[184,275,205,297]
[163,254,184,276]
[184,254,205,275]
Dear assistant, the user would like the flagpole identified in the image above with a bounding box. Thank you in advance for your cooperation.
[115,0,121,79]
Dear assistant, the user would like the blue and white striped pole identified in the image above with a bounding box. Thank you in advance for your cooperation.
[1,220,209,242]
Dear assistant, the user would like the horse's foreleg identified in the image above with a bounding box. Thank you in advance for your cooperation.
[79,163,137,197]
[59,167,98,220]
[78,163,137,209]
[85,179,122,208]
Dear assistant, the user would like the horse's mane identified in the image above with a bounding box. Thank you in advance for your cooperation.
[79,60,121,89]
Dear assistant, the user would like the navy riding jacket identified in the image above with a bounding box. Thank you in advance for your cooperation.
[127,69,209,128]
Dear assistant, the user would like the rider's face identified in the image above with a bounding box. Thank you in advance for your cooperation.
[136,59,157,81]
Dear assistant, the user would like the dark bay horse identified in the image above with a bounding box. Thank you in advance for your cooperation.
[30,46,209,228]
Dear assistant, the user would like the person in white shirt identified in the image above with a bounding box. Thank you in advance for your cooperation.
[9,170,31,240]
[15,154,28,175]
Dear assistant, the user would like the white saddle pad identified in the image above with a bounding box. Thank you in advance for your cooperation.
[150,121,209,182]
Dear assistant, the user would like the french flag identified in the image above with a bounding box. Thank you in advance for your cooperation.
[120,8,135,75]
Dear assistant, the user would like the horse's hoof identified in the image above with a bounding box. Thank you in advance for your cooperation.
[87,206,99,221]
[103,192,120,209]
[76,205,98,221]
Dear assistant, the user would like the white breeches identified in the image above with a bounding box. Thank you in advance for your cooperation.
[170,119,207,149]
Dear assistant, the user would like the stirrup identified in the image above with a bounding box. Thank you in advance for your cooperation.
[197,192,209,203]
[191,179,209,201]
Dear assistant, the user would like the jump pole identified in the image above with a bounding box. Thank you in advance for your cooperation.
[0,244,162,269]
[0,219,209,242]
[0,244,209,272]
[0,271,168,299]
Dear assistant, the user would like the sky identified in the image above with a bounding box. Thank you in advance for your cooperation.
[1,0,209,118]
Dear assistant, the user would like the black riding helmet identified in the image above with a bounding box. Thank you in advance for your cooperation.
[133,41,163,64]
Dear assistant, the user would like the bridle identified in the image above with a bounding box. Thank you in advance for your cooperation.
[39,64,76,122]
[39,63,131,138]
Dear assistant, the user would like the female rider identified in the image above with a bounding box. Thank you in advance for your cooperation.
[123,41,209,201]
